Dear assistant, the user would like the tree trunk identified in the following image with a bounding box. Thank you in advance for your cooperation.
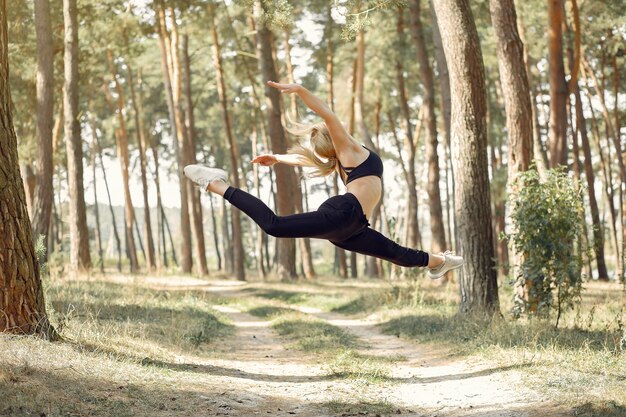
[325,12,347,278]
[181,35,209,276]
[31,0,54,257]
[283,26,315,280]
[547,0,568,168]
[515,6,549,175]
[429,0,456,251]
[127,65,156,271]
[89,115,104,272]
[151,142,167,269]
[432,0,500,315]
[63,0,91,270]
[409,0,446,254]
[154,0,192,273]
[570,77,609,280]
[0,0,57,338]
[583,56,625,280]
[106,51,139,273]
[209,5,245,280]
[256,2,297,280]
[489,0,532,289]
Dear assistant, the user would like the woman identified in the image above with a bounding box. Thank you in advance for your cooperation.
[184,81,463,278]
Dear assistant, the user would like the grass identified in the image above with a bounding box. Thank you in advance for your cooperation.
[271,311,358,352]
[368,279,626,409]
[323,398,407,416]
[0,276,238,416]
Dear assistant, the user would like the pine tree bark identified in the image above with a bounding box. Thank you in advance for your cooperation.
[209,6,245,280]
[409,0,446,254]
[547,0,568,167]
[154,0,192,273]
[394,13,420,250]
[31,0,54,255]
[570,77,608,280]
[256,3,297,280]
[106,51,139,273]
[325,12,347,277]
[181,35,209,276]
[127,66,156,271]
[283,26,315,280]
[89,114,104,272]
[432,0,500,315]
[63,0,90,270]
[515,6,549,175]
[0,0,57,338]
[488,0,532,287]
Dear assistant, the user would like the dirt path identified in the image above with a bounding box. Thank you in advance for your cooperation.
[116,276,551,416]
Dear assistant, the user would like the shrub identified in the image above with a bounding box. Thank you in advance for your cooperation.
[507,168,585,327]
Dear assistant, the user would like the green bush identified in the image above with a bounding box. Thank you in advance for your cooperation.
[507,168,585,326]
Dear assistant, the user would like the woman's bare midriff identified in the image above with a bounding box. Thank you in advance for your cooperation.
[346,176,382,220]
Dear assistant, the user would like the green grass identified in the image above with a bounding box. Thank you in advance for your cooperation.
[323,398,406,416]
[271,312,357,352]
[45,280,233,354]
[368,279,626,409]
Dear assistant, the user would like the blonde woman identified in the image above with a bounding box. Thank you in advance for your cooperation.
[184,81,462,278]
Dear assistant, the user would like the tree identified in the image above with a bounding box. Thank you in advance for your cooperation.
[209,3,245,280]
[0,0,56,339]
[431,0,499,315]
[408,0,446,254]
[64,0,91,270]
[256,2,298,280]
[547,0,568,168]
[105,50,139,273]
[488,0,532,286]
[31,0,54,256]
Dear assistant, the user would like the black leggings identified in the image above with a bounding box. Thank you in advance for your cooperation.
[223,187,429,267]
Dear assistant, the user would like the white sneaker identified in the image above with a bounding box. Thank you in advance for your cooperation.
[183,164,228,192]
[427,251,464,279]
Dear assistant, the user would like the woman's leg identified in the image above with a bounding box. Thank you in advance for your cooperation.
[209,180,347,239]
[332,227,431,267]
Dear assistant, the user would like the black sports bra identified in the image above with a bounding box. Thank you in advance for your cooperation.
[337,146,384,185]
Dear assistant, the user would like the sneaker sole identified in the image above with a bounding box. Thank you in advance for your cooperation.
[427,260,464,279]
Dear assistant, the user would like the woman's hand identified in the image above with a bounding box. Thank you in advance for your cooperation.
[267,80,302,94]
[252,154,278,167]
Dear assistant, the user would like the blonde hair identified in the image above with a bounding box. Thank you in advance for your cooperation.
[286,121,337,177]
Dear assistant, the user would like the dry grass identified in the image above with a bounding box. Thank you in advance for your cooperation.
[1,272,624,416]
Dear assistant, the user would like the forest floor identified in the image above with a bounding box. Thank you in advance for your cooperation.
[1,273,625,417]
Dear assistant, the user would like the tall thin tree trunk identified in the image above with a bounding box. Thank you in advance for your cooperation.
[155,0,192,273]
[151,143,168,269]
[489,0,532,290]
[583,56,625,280]
[63,0,91,270]
[106,51,139,273]
[209,5,245,280]
[432,0,500,315]
[569,72,609,279]
[429,0,456,251]
[89,115,104,272]
[547,0,568,168]
[394,13,421,250]
[409,0,446,254]
[515,6,549,175]
[127,65,156,271]
[256,2,297,280]
[32,0,54,256]
[181,35,209,276]
[208,194,222,271]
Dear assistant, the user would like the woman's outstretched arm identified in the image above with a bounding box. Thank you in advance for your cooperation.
[252,153,315,167]
[267,81,356,153]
